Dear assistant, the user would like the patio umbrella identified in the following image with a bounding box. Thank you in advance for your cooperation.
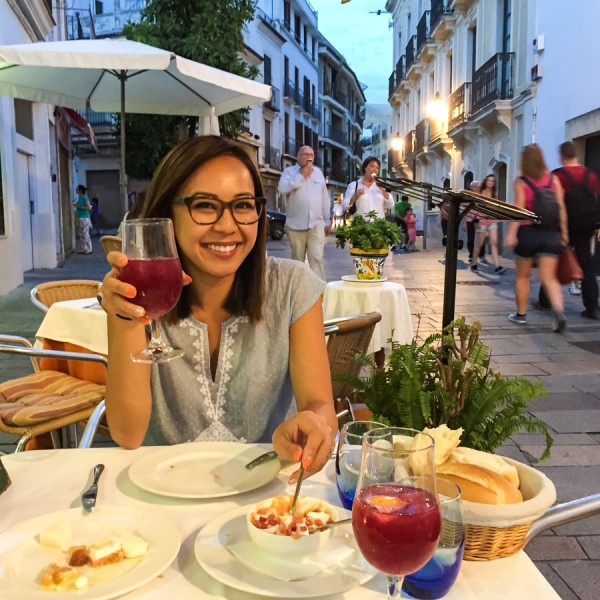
[0,38,272,212]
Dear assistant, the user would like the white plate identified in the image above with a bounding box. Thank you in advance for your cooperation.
[0,506,180,600]
[341,275,388,285]
[194,504,375,598]
[128,442,281,499]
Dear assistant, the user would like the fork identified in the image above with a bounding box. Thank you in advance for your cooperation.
[81,463,105,512]
[289,465,306,516]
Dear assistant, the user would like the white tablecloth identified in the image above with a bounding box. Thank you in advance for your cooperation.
[323,281,414,354]
[35,298,108,355]
[0,447,560,599]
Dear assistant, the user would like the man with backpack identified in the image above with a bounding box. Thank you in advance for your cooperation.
[538,142,600,319]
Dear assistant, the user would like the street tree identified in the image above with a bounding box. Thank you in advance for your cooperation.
[120,0,258,180]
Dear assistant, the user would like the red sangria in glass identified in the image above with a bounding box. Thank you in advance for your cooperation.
[352,427,441,598]
[118,218,183,363]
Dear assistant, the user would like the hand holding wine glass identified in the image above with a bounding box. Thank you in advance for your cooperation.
[117,218,184,363]
[352,427,441,598]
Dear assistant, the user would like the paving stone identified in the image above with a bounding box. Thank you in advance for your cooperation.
[535,466,600,502]
[532,563,580,600]
[550,560,600,600]
[523,446,600,467]
[529,394,600,411]
[532,361,600,375]
[495,363,551,376]
[552,516,600,536]
[511,433,596,446]
[531,410,600,433]
[526,536,586,560]
[578,536,600,559]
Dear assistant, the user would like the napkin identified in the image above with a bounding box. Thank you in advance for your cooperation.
[227,535,356,581]
[0,458,11,495]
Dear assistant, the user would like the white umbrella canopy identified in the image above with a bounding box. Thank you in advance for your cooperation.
[0,38,272,211]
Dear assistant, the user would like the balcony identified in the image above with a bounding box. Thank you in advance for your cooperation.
[416,11,435,63]
[264,85,280,112]
[388,72,396,100]
[415,119,429,153]
[329,167,348,184]
[447,82,471,131]
[451,0,476,13]
[430,0,455,42]
[403,130,415,160]
[405,36,416,74]
[263,145,282,170]
[471,53,515,115]
[323,124,347,146]
[79,109,114,129]
[284,136,299,156]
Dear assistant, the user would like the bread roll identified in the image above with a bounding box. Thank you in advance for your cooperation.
[422,425,463,466]
[436,462,523,505]
[446,446,520,488]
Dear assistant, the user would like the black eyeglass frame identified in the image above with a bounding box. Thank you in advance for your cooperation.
[173,194,266,225]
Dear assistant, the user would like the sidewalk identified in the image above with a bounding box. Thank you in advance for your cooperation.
[1,234,599,599]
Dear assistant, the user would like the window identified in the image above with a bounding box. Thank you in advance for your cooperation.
[264,55,272,85]
[15,99,34,140]
[284,1,291,28]
[294,15,301,42]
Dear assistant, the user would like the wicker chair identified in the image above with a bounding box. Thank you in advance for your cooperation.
[0,335,107,451]
[30,280,102,313]
[324,311,382,424]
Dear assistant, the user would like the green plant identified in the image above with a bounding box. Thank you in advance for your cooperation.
[334,211,400,251]
[335,317,553,460]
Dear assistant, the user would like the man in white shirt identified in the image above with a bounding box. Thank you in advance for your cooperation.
[278,146,331,279]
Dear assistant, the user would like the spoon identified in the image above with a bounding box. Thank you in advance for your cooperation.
[310,517,352,534]
[289,465,306,516]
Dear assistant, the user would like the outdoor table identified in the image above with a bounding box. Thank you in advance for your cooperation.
[323,280,413,355]
[0,446,560,599]
[35,298,107,384]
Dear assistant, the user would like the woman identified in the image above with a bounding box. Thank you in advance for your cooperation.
[470,174,506,274]
[505,144,568,332]
[100,136,337,481]
[342,156,394,219]
[72,185,92,254]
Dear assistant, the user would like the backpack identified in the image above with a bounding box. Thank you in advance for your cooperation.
[558,168,600,231]
[521,176,560,230]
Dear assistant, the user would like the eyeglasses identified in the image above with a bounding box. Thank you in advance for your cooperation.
[173,194,266,225]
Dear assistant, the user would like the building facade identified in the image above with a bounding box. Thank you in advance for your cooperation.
[362,104,394,178]
[386,0,600,235]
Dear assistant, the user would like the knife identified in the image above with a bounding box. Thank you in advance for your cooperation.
[244,450,278,470]
[81,463,105,512]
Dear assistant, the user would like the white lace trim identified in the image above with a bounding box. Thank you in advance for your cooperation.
[181,316,249,442]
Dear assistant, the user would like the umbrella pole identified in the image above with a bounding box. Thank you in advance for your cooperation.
[119,71,128,215]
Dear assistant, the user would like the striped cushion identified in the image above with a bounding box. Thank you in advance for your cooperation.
[0,371,105,427]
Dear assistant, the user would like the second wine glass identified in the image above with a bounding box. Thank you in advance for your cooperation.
[118,218,183,363]
[352,426,441,598]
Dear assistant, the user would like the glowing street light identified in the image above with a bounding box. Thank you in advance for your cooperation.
[391,132,404,153]
[427,92,448,123]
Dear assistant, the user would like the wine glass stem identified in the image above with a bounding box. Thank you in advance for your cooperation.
[148,318,166,350]
[387,575,404,598]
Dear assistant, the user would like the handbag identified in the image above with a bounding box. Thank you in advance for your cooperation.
[557,248,583,284]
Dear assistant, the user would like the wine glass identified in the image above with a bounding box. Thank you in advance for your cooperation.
[352,426,441,598]
[336,420,385,509]
[403,478,465,599]
[118,218,184,363]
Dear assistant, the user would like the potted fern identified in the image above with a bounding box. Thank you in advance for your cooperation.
[334,211,400,280]
[336,317,553,460]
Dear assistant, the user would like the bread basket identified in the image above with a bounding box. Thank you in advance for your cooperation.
[460,457,556,561]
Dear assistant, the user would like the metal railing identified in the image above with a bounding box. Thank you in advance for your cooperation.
[263,146,282,170]
[79,109,114,128]
[324,125,347,145]
[388,72,396,99]
[430,0,454,33]
[284,136,299,156]
[405,36,417,73]
[447,82,471,130]
[264,85,280,111]
[415,119,428,152]
[471,52,515,114]
[416,11,431,55]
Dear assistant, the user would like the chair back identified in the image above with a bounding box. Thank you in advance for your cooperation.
[325,311,382,401]
[30,280,102,313]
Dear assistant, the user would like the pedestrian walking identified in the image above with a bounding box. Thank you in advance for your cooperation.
[465,180,487,263]
[278,146,331,280]
[72,185,92,254]
[505,144,568,332]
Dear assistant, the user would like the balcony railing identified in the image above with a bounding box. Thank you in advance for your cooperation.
[329,167,348,183]
[388,72,396,99]
[415,119,428,152]
[264,85,280,111]
[430,0,454,32]
[405,36,417,73]
[416,11,431,55]
[264,145,281,170]
[284,136,299,156]
[395,55,406,84]
[403,130,415,159]
[79,109,114,128]
[447,82,471,130]
[471,52,515,114]
[324,124,347,145]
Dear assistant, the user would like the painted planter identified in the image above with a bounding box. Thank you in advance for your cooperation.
[349,247,389,280]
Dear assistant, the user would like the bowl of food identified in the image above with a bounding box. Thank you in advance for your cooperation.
[247,495,338,557]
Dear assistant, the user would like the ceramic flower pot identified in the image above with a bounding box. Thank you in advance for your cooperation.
[349,248,389,280]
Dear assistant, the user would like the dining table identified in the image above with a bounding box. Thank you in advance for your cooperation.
[323,280,413,356]
[0,445,561,599]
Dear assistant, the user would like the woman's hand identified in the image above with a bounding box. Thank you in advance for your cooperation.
[272,410,335,483]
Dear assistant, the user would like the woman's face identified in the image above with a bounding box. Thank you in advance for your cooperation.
[171,155,259,283]
[484,176,496,190]
[364,161,380,180]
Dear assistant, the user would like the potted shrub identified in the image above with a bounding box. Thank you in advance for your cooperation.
[335,317,553,460]
[334,211,400,280]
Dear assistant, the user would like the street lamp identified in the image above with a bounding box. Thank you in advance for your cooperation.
[390,132,403,174]
[426,92,448,125]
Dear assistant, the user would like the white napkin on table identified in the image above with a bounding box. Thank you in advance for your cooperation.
[227,535,356,581]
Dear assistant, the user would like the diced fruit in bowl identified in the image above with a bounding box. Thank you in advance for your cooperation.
[247,495,338,557]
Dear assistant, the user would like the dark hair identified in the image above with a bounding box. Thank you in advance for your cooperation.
[559,141,576,160]
[520,144,548,179]
[361,156,380,173]
[136,135,267,324]
[481,174,497,197]
[76,185,87,194]
[401,195,409,202]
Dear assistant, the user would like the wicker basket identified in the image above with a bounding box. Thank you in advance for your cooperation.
[461,457,556,561]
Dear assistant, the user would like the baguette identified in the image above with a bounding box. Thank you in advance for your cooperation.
[446,446,520,488]
[436,462,523,505]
